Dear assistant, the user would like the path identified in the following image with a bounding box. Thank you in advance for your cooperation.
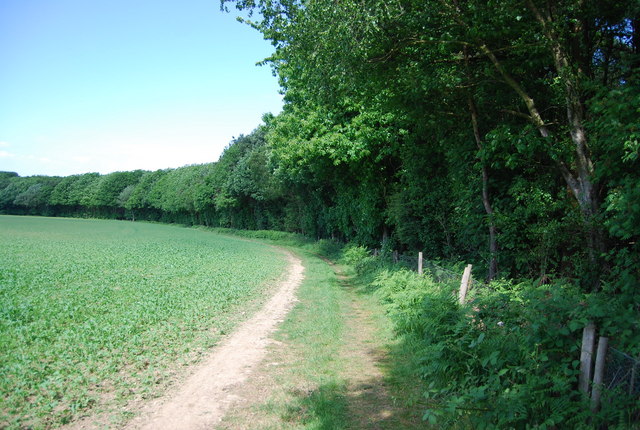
[218,258,423,429]
[123,250,304,430]
[336,270,397,428]
[331,263,419,428]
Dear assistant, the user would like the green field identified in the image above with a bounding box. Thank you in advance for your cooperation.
[0,216,287,428]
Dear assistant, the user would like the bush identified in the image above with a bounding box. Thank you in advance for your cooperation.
[416,281,592,428]
[312,239,343,260]
[341,244,376,274]
[353,256,607,428]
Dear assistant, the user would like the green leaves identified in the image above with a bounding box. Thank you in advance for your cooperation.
[358,252,600,428]
[469,332,486,349]
[0,216,287,428]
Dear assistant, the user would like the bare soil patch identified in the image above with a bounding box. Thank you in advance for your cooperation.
[124,250,303,430]
[64,249,303,430]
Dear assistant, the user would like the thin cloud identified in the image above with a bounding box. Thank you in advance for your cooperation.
[23,154,52,163]
[0,150,14,158]
[71,156,92,163]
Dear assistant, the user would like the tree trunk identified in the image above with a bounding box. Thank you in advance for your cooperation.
[382,224,390,245]
[482,6,605,289]
[526,0,605,288]
[633,18,639,57]
[465,46,498,281]
[483,167,499,280]
[469,99,498,281]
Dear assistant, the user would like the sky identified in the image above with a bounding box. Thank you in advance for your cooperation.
[0,0,283,177]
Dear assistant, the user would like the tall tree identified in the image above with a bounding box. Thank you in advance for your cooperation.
[224,0,639,286]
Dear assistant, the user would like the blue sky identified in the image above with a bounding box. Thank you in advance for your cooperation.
[0,0,282,177]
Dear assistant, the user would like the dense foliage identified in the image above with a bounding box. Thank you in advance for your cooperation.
[1,0,638,426]
[343,249,639,428]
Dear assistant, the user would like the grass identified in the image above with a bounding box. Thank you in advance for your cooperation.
[0,215,288,429]
[218,251,351,429]
[218,248,427,429]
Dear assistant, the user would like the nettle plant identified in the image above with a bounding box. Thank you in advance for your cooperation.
[371,265,596,428]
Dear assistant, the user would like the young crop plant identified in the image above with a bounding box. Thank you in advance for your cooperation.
[0,215,287,428]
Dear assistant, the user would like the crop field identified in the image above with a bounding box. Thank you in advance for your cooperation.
[0,216,287,429]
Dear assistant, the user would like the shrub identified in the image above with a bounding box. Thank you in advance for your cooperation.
[359,260,601,428]
[341,244,376,274]
[416,281,592,428]
[312,239,343,260]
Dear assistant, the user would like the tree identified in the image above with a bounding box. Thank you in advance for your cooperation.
[85,171,145,218]
[224,0,639,285]
[0,175,60,215]
[211,127,286,230]
[0,172,18,191]
[13,176,61,214]
[125,169,169,221]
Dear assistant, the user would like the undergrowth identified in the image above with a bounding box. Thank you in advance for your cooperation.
[341,244,640,429]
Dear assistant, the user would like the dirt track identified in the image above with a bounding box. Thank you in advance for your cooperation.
[121,250,304,430]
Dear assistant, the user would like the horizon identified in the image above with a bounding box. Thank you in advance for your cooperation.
[0,159,222,178]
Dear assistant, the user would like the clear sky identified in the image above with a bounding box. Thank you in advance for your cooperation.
[0,0,282,177]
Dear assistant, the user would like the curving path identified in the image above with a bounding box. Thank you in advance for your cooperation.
[123,249,304,430]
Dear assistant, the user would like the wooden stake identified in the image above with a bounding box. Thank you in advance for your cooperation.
[590,336,609,412]
[418,252,423,275]
[459,264,472,304]
[579,323,597,395]
[630,354,638,396]
[393,250,398,264]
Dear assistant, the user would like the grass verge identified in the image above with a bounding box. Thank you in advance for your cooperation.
[218,248,426,429]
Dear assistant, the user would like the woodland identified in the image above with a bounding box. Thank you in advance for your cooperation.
[1,0,639,426]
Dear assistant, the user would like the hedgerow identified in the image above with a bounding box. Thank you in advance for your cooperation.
[344,250,639,429]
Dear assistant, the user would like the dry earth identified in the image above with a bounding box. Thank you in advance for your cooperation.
[123,250,304,430]
[65,248,303,430]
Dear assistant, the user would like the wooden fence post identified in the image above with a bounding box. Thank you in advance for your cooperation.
[579,322,597,395]
[418,252,423,275]
[590,336,609,412]
[630,354,638,396]
[393,250,398,264]
[458,264,473,304]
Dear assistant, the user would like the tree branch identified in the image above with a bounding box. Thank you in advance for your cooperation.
[478,44,550,138]
[500,109,534,121]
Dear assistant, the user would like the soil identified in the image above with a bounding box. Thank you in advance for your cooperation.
[217,262,423,429]
[116,250,304,430]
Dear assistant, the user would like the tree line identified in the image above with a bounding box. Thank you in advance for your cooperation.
[220,0,639,290]
[0,125,302,230]
[2,0,639,291]
[0,130,267,228]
